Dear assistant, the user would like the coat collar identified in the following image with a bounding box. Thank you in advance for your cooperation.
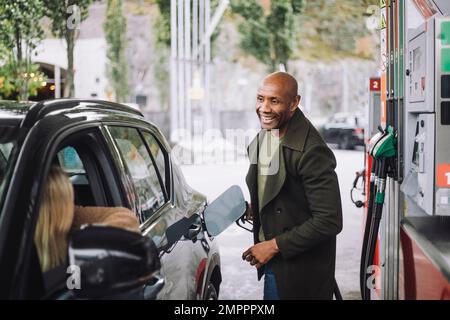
[247,108,309,155]
[246,108,310,212]
[281,108,309,152]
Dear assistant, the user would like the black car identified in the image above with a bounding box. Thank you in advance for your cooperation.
[319,113,366,150]
[0,99,244,299]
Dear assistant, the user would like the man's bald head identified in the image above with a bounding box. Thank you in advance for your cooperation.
[256,72,301,135]
[261,72,299,99]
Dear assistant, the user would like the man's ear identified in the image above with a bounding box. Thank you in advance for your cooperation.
[291,95,301,112]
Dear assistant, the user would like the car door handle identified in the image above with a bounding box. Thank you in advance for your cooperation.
[143,274,165,300]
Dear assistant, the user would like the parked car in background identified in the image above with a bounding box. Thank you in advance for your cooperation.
[319,113,366,150]
[0,99,243,300]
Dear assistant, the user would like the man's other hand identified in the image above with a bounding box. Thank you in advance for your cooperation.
[242,239,279,269]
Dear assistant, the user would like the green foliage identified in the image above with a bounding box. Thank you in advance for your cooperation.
[230,0,304,71]
[0,0,45,57]
[294,0,379,60]
[0,44,7,61]
[104,0,129,103]
[0,0,46,100]
[0,60,47,100]
[152,2,170,110]
[291,0,303,13]
[154,0,171,48]
[230,0,378,64]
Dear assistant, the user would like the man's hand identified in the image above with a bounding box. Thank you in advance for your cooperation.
[244,201,253,221]
[242,239,279,269]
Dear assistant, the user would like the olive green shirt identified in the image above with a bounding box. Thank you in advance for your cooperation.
[258,131,283,242]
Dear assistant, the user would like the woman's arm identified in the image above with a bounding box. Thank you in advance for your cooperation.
[72,206,140,233]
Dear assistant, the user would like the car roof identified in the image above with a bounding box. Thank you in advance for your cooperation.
[0,101,33,124]
[0,99,144,128]
[0,99,174,152]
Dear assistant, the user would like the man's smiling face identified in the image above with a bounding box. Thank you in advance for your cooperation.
[255,73,300,135]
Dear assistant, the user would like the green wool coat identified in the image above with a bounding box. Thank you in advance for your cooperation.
[246,109,343,300]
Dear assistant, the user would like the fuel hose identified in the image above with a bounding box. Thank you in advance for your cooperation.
[360,127,396,300]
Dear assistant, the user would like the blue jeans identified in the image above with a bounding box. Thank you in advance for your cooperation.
[263,264,280,300]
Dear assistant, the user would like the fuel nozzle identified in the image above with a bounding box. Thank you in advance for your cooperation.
[236,201,253,232]
[370,126,397,159]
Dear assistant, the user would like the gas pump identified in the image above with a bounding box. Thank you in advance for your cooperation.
[398,8,450,299]
[402,15,450,216]
[360,0,450,300]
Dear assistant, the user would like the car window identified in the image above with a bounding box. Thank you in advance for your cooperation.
[57,146,86,175]
[0,125,19,213]
[0,143,13,159]
[171,156,194,212]
[56,146,99,207]
[0,143,14,202]
[0,143,13,182]
[141,131,168,194]
[108,127,166,222]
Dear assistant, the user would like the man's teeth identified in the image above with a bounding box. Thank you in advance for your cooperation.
[262,115,275,121]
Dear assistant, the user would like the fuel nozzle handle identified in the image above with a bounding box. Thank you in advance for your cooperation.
[236,201,253,232]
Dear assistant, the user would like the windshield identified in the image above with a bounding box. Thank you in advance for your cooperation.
[0,125,19,213]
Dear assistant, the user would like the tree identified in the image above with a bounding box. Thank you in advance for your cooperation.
[230,0,304,71]
[293,0,379,60]
[43,0,96,98]
[0,0,46,100]
[104,0,129,103]
[154,0,171,48]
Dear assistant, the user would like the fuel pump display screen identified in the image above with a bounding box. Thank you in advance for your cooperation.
[441,75,450,98]
[441,102,450,125]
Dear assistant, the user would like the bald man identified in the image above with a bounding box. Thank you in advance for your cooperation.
[242,72,343,300]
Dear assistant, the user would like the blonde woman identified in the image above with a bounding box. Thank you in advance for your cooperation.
[34,165,140,273]
[34,166,75,273]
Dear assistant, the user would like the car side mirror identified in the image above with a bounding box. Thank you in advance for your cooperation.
[163,186,246,246]
[68,225,161,299]
[203,185,246,236]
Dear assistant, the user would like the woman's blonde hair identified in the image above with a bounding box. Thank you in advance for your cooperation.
[34,165,74,273]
